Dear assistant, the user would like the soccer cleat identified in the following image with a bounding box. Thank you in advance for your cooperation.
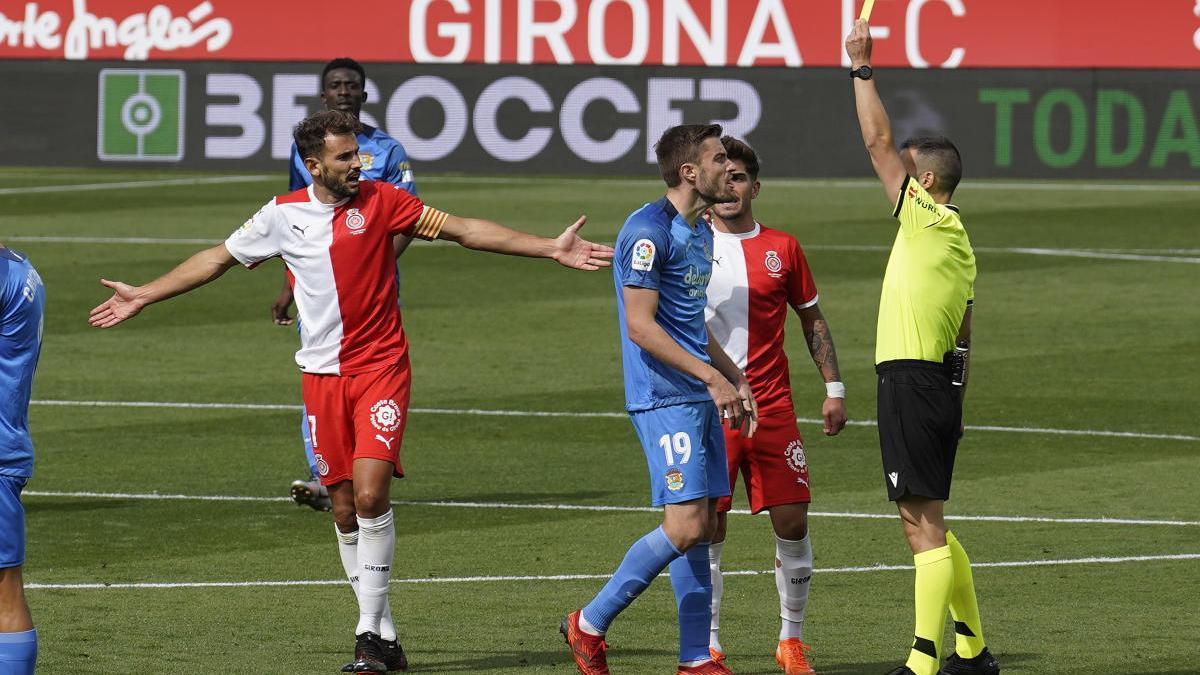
[939,648,1000,675]
[709,647,727,663]
[381,637,408,672]
[775,638,815,675]
[677,659,734,674]
[341,632,387,673]
[883,667,917,675]
[560,610,610,674]
[290,478,332,512]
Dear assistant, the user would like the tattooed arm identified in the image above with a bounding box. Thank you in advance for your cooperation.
[797,303,848,436]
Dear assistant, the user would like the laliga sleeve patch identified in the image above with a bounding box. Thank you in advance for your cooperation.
[631,238,656,272]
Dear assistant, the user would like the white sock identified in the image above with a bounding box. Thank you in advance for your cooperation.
[336,525,397,642]
[775,534,812,641]
[708,541,725,652]
[578,614,603,637]
[354,509,396,637]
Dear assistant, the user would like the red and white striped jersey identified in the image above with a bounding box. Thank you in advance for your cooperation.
[225,181,445,375]
[705,223,818,416]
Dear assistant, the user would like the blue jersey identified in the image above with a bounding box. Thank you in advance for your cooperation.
[615,198,715,412]
[0,248,44,479]
[289,123,417,195]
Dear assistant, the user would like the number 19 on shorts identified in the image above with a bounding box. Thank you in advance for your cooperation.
[659,432,692,465]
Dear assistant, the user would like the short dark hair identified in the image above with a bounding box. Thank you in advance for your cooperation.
[721,136,760,180]
[655,124,723,187]
[900,136,962,196]
[321,57,366,86]
[294,110,362,160]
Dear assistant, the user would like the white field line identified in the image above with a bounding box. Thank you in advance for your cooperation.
[412,176,1200,193]
[25,553,1200,590]
[7,235,1196,264]
[800,244,1200,264]
[21,490,1200,527]
[0,175,274,195]
[29,399,1200,442]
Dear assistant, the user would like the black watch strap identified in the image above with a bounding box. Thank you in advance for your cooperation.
[850,65,874,80]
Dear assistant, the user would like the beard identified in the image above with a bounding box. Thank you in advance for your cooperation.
[321,173,360,199]
[696,171,737,205]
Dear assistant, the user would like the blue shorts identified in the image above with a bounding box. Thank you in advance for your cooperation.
[0,475,27,568]
[630,401,730,506]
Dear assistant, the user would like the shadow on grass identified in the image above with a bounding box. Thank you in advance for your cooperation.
[406,646,676,671]
[814,651,1035,675]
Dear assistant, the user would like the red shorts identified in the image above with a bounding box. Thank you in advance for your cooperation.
[301,359,411,486]
[716,411,811,514]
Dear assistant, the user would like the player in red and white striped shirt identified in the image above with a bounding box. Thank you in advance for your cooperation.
[704,138,848,675]
[89,110,613,673]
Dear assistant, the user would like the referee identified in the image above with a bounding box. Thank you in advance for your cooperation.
[846,20,1000,675]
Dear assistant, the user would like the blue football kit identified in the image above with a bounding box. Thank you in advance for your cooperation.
[613,197,729,506]
[0,247,43,675]
[580,197,727,665]
[289,125,417,481]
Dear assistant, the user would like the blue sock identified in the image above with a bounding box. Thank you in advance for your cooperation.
[669,542,713,663]
[582,526,682,633]
[0,629,37,674]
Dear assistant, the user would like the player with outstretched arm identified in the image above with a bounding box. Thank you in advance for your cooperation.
[846,19,999,675]
[274,57,419,514]
[90,110,613,674]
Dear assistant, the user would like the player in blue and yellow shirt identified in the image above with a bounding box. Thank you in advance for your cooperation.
[0,245,44,675]
[562,125,755,675]
[847,20,998,675]
[273,58,420,519]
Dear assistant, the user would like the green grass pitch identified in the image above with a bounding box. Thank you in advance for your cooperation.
[1,168,1198,674]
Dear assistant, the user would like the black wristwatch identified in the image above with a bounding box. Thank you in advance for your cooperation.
[850,65,874,80]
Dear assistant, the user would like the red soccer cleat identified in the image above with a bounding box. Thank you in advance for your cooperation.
[560,610,610,674]
[775,638,815,675]
[677,658,734,674]
[709,647,727,664]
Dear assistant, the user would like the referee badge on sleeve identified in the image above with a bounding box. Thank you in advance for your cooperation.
[631,239,656,272]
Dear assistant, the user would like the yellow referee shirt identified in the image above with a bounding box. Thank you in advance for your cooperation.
[875,176,976,365]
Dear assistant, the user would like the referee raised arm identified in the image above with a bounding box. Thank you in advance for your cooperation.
[846,19,1000,675]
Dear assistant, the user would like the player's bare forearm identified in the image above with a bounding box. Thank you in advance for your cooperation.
[139,245,239,304]
[90,244,238,328]
[439,214,611,270]
[628,313,720,386]
[441,216,553,257]
[798,304,842,384]
[846,19,907,205]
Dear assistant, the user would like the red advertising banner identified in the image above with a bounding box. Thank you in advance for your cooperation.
[1,0,1197,68]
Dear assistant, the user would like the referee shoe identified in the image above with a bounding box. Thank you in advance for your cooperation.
[939,648,1000,675]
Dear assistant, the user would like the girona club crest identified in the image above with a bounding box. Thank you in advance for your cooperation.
[784,439,809,486]
[369,399,402,432]
[345,208,367,234]
[764,250,783,274]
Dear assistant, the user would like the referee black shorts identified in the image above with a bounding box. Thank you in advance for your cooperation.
[876,358,962,502]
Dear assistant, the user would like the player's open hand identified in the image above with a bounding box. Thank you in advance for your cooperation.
[822,396,847,436]
[845,19,873,66]
[89,279,145,328]
[552,216,615,271]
